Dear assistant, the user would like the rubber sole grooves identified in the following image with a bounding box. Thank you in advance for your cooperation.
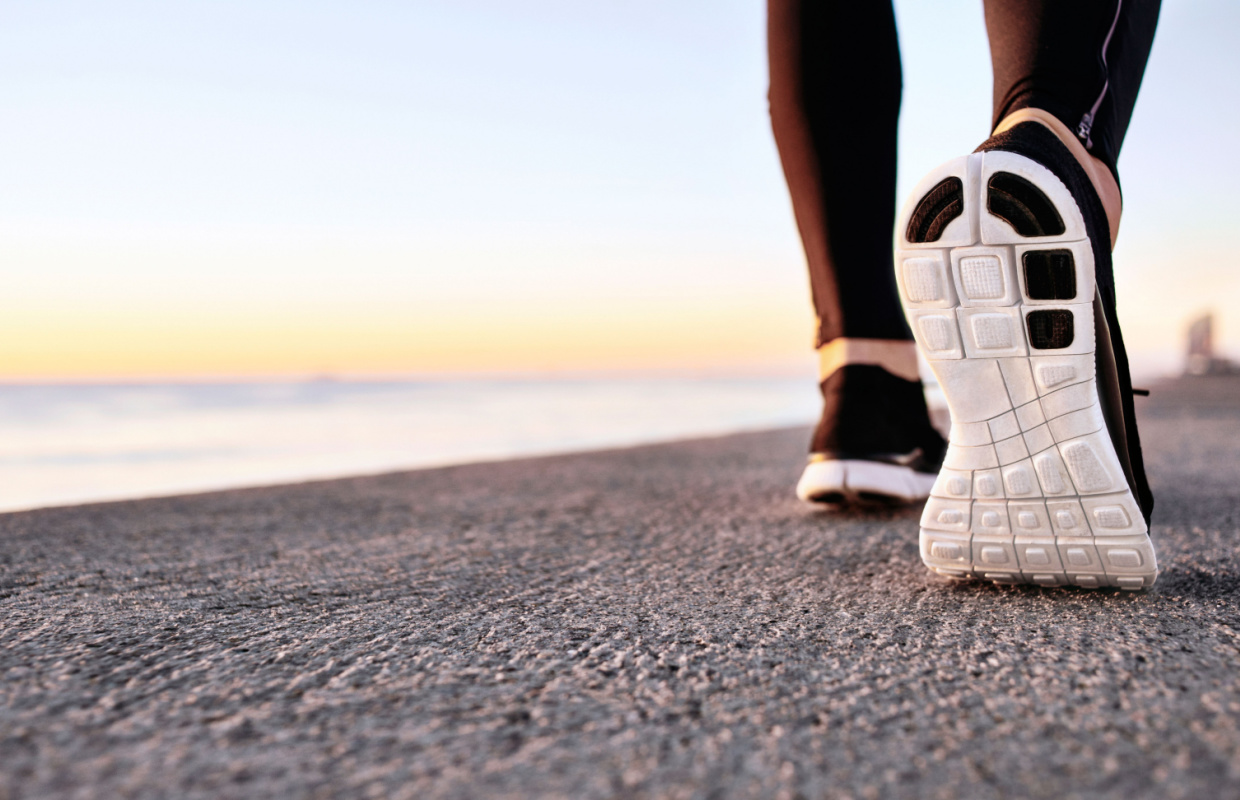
[895,151,1158,590]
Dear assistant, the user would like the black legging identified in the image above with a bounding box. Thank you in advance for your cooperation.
[768,0,1161,349]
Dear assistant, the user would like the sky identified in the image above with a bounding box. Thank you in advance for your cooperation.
[2,0,1237,380]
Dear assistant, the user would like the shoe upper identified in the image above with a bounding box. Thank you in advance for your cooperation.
[810,363,947,473]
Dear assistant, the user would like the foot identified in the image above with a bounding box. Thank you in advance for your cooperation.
[797,363,946,506]
[894,121,1157,589]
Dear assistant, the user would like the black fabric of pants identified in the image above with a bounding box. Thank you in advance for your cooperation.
[768,0,1161,348]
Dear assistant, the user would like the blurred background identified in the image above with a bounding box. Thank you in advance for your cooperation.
[3,0,1236,510]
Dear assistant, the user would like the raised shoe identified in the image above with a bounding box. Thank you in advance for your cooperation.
[893,121,1157,589]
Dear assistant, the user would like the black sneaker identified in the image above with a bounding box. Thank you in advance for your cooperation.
[796,364,947,505]
[894,121,1157,589]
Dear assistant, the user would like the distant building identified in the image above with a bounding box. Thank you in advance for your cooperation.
[1186,313,1240,375]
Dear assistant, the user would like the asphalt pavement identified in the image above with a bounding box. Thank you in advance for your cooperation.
[3,375,1240,799]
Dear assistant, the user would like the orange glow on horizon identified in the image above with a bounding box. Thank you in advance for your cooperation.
[0,297,816,380]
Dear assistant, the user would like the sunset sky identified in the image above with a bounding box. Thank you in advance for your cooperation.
[3,0,1237,380]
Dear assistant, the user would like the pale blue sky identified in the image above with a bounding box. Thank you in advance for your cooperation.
[2,0,1236,378]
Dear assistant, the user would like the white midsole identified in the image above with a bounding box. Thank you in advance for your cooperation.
[797,459,936,504]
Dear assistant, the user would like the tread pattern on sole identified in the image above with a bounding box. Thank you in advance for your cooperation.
[906,177,965,244]
[986,171,1066,238]
[896,151,1158,590]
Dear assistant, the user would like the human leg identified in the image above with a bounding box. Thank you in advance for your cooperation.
[767,0,946,504]
[985,0,1161,179]
[985,0,1162,242]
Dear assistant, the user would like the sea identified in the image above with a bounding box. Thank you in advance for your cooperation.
[0,376,832,513]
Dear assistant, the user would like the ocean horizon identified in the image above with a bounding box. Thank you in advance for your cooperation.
[5,355,1188,515]
[1,375,830,513]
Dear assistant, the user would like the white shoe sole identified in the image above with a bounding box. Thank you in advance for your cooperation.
[797,459,936,505]
[895,150,1158,589]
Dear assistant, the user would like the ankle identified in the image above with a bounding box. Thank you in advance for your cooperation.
[992,108,1122,248]
[817,337,920,384]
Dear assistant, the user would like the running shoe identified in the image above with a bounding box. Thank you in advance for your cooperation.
[894,121,1157,589]
[797,363,946,505]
